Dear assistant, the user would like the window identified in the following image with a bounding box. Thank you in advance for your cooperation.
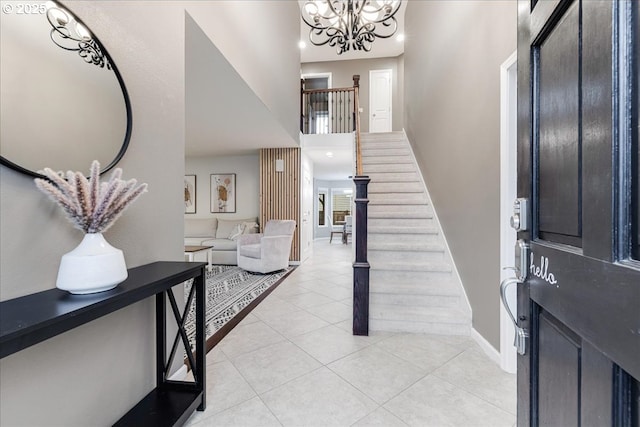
[318,189,327,226]
[332,189,352,224]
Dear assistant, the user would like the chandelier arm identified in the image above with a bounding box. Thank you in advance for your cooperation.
[370,18,398,39]
[301,0,402,55]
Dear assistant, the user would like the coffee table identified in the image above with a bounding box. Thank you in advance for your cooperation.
[184,245,213,271]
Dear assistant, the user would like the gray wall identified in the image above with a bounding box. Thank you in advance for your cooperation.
[404,1,516,349]
[185,154,260,220]
[302,56,404,133]
[0,1,299,425]
[184,1,300,142]
[0,2,185,425]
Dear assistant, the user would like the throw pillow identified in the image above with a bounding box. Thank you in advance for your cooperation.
[228,223,246,240]
[242,222,259,234]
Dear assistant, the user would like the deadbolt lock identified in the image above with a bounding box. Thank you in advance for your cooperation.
[510,198,529,232]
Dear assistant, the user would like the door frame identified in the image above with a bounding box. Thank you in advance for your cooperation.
[301,72,332,134]
[369,69,393,132]
[499,51,518,374]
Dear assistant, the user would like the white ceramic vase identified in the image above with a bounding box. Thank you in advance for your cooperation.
[56,233,128,294]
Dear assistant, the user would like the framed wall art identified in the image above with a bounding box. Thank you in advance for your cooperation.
[184,175,196,214]
[210,173,236,213]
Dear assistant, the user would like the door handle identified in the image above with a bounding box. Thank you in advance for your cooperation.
[500,277,528,355]
[500,239,530,355]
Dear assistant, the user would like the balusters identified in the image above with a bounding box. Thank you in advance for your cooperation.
[300,87,356,135]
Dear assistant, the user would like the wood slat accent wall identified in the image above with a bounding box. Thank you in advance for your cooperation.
[259,148,301,261]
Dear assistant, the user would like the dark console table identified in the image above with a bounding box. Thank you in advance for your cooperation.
[0,261,207,427]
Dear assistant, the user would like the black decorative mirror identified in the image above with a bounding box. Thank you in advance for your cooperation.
[0,0,131,177]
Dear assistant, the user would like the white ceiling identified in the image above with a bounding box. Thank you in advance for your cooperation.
[302,133,354,181]
[299,0,407,63]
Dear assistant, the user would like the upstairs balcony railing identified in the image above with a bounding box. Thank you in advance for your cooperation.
[300,87,356,134]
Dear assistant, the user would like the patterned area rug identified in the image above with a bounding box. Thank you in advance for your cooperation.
[184,265,292,349]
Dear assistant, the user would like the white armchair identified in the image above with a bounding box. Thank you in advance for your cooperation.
[237,220,296,273]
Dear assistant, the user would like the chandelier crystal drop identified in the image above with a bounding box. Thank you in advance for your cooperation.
[301,0,402,55]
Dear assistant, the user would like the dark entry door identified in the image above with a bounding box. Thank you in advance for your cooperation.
[517,0,640,425]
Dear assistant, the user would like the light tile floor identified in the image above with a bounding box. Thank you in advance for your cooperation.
[185,240,516,427]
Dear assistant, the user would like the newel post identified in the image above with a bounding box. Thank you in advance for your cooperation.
[352,176,370,336]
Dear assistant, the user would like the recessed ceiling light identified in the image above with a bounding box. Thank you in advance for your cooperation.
[326,151,334,158]
[298,40,307,49]
[396,33,405,42]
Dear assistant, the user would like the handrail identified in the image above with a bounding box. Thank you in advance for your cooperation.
[302,86,355,95]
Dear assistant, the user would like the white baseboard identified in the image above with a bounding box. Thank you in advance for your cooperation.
[168,364,188,381]
[471,327,501,366]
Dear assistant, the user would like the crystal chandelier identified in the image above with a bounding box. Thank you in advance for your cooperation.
[301,0,402,55]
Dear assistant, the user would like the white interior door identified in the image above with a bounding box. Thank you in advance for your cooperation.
[369,69,392,133]
[300,154,314,262]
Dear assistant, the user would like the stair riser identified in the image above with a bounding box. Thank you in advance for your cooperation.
[362,156,413,165]
[361,142,407,151]
[369,213,434,220]
[370,293,460,309]
[367,172,420,183]
[369,320,471,336]
[364,163,415,173]
[370,269,455,285]
[362,148,411,157]
[369,263,451,274]
[370,305,470,324]
[370,281,460,297]
[369,233,441,244]
[369,226,439,235]
[369,242,444,252]
[369,250,445,263]
[368,218,435,228]
[369,204,432,214]
[369,194,428,204]
[361,132,405,140]
[369,182,424,193]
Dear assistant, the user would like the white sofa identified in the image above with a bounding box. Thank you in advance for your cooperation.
[184,217,259,265]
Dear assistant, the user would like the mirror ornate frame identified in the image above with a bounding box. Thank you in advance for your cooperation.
[0,0,132,178]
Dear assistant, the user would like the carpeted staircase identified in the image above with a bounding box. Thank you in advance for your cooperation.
[361,131,472,335]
